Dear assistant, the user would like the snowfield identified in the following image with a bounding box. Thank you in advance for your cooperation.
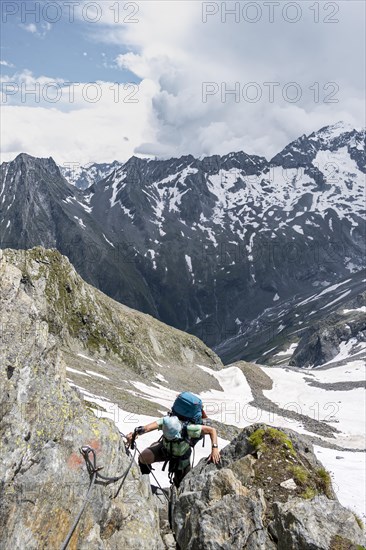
[314,446,366,521]
[262,363,365,448]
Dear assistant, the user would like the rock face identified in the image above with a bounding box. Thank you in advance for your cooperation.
[0,248,164,549]
[289,291,366,367]
[273,497,366,550]
[174,424,365,549]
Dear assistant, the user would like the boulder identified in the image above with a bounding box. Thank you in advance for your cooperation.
[271,496,365,549]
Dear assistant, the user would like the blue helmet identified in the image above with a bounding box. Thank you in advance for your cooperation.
[162,416,182,441]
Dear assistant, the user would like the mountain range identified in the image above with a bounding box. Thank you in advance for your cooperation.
[1,121,365,363]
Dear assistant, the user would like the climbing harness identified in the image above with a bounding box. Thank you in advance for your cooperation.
[60,437,137,550]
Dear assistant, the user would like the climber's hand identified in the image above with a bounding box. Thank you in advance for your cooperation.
[208,448,221,464]
[125,432,134,446]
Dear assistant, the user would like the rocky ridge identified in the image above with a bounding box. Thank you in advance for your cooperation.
[174,424,365,549]
[0,247,222,417]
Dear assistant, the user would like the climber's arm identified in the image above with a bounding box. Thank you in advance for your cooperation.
[139,421,159,433]
[125,421,159,444]
[201,425,221,464]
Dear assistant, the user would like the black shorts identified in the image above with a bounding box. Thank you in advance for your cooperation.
[140,440,191,486]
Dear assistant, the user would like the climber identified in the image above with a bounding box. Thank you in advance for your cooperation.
[125,392,221,487]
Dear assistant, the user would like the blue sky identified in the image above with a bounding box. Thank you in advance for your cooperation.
[1,1,137,83]
[1,1,365,165]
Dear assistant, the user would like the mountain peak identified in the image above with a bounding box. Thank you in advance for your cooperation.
[15,152,56,164]
[13,153,61,178]
[310,121,357,141]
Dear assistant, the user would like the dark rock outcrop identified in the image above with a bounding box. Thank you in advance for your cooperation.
[289,291,366,368]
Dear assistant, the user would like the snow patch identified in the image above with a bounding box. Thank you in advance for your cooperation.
[74,216,86,229]
[275,343,298,356]
[103,234,115,248]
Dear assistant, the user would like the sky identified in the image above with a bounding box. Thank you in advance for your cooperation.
[0,0,365,166]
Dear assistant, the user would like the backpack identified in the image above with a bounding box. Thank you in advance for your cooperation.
[162,419,202,466]
[162,417,201,451]
[171,392,203,424]
[161,393,206,472]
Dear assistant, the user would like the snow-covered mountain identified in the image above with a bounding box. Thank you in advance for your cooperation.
[1,122,365,361]
[0,154,156,313]
[60,160,123,190]
[86,122,366,348]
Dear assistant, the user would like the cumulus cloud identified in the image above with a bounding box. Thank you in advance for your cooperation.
[0,60,15,68]
[2,1,365,163]
[106,1,365,159]
[1,70,158,165]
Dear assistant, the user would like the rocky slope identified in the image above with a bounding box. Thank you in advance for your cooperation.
[289,290,366,368]
[0,247,222,417]
[174,424,365,549]
[1,248,365,548]
[1,123,365,360]
[0,248,163,549]
[3,247,363,448]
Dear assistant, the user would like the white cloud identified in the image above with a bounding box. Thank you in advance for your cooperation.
[20,23,37,34]
[19,22,52,38]
[0,70,158,165]
[84,0,366,159]
[0,60,15,68]
[4,1,366,163]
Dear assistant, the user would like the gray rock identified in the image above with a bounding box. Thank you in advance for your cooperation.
[173,424,364,549]
[174,469,271,549]
[280,478,297,491]
[271,496,366,549]
[163,533,176,549]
